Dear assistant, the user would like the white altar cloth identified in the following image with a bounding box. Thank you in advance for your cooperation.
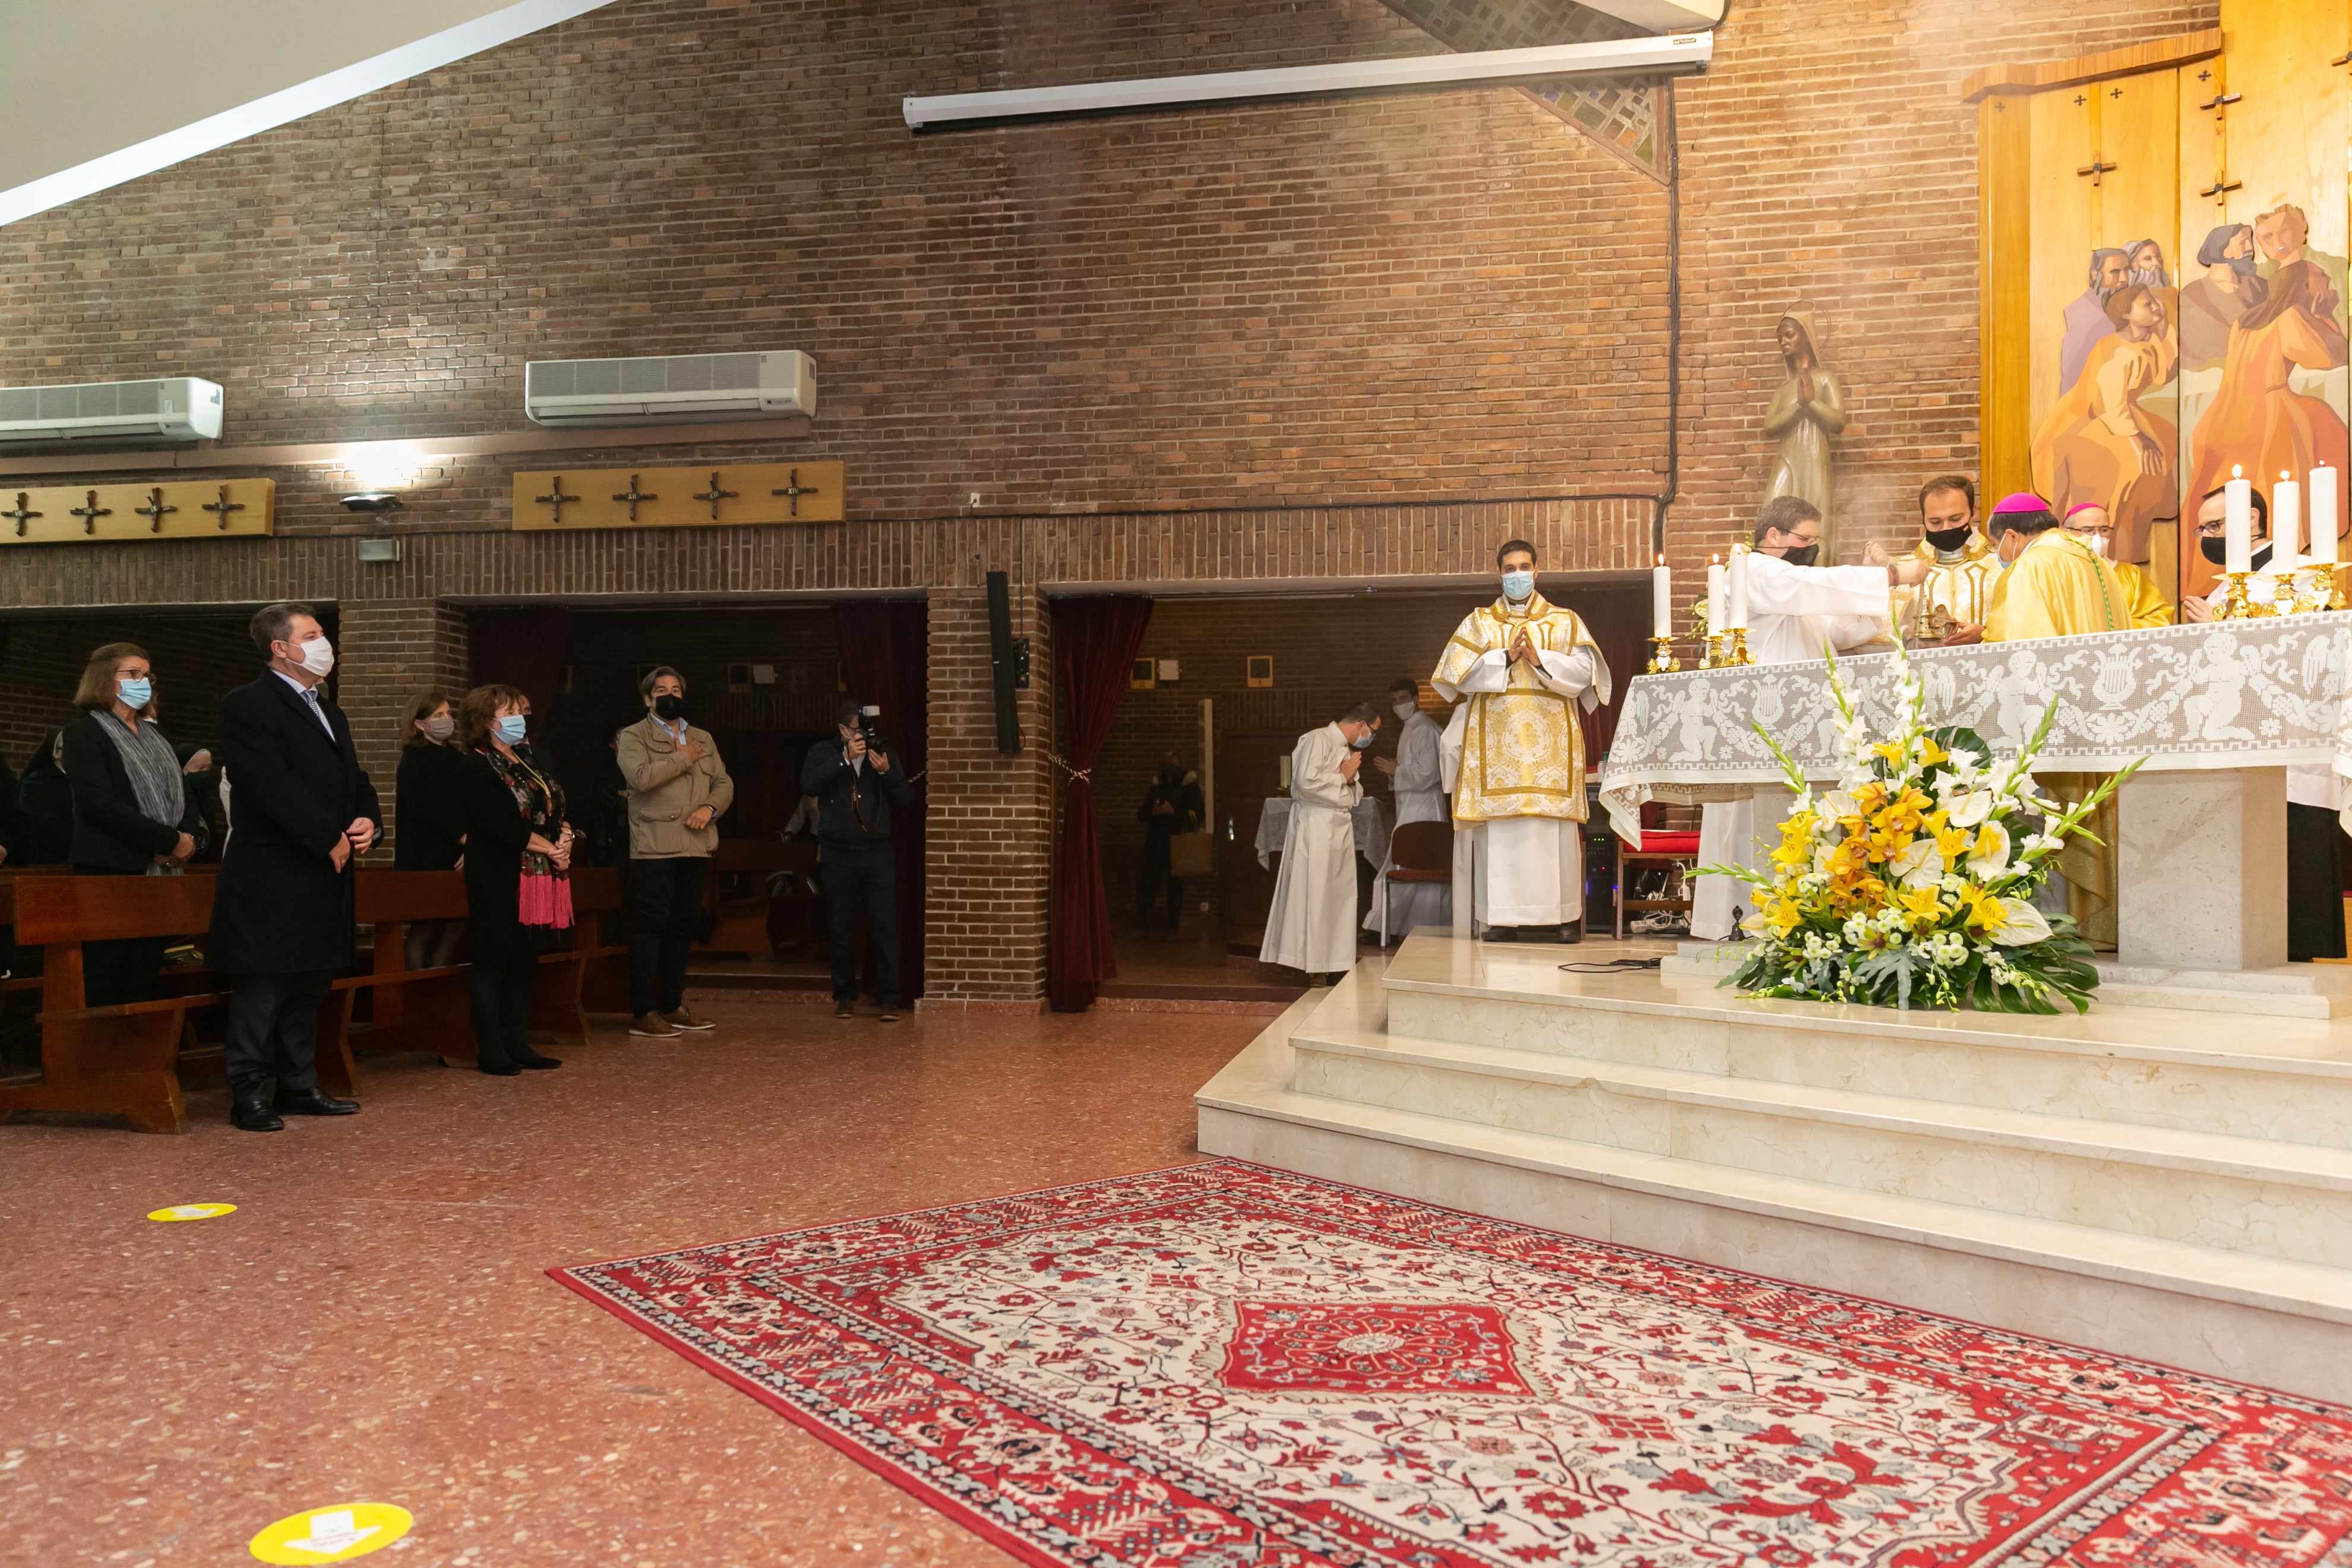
[1254,795,1390,871]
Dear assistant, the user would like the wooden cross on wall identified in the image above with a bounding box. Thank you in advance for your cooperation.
[201,486,245,530]
[2,492,40,536]
[535,475,581,525]
[69,491,110,533]
[692,472,737,520]
[611,474,657,522]
[771,469,820,517]
[2076,157,2118,187]
[134,488,177,532]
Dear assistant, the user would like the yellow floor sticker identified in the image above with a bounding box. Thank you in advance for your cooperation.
[147,1203,236,1222]
[248,1503,412,1563]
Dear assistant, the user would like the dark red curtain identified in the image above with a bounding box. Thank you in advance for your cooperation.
[468,607,573,734]
[834,599,928,1000]
[1048,595,1154,1011]
[1561,585,1652,764]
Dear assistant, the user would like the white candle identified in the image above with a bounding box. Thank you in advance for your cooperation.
[2225,466,2253,575]
[1651,555,1672,637]
[2274,471,2302,571]
[1728,547,1750,630]
[2312,466,2340,565]
[1706,555,1725,636]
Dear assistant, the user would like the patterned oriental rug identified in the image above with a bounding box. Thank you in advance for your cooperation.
[552,1162,2352,1566]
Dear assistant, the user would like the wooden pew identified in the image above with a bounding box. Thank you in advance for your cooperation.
[546,866,628,1030]
[0,874,226,1134]
[318,870,474,1089]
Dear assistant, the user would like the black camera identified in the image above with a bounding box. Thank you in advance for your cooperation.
[858,704,883,747]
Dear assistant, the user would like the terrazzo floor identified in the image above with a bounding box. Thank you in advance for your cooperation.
[0,996,1264,1567]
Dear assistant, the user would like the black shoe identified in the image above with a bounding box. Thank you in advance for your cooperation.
[513,1050,563,1070]
[1560,922,1584,946]
[230,1098,284,1133]
[877,1004,900,1023]
[478,1058,522,1077]
[273,1087,359,1117]
[834,1000,856,1019]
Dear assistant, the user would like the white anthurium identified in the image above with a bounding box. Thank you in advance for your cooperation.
[1947,789,1995,829]
[1891,837,1941,889]
[1820,788,1859,822]
[1991,897,2051,946]
[1966,820,2012,881]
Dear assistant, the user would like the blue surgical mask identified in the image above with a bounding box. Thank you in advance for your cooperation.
[1501,569,1535,602]
[496,715,530,744]
[1351,729,1376,751]
[116,677,153,710]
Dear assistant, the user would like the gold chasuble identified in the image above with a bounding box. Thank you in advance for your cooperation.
[2113,560,2172,629]
[1431,594,1607,823]
[1891,532,1999,641]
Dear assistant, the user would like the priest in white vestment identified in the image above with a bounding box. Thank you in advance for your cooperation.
[1260,702,1383,982]
[1692,497,1925,940]
[1366,676,1451,940]
[1432,540,1610,941]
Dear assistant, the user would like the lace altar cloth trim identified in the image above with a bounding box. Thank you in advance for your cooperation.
[551,1161,2352,1568]
[1599,615,2352,841]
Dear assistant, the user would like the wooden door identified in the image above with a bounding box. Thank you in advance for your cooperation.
[1215,731,1295,949]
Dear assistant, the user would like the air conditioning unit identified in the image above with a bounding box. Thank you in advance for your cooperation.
[523,350,815,428]
[0,377,224,445]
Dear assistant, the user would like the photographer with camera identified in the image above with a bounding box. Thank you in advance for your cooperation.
[802,697,912,1022]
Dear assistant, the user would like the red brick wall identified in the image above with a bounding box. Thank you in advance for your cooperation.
[0,614,263,777]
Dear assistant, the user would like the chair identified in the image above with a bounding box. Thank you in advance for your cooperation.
[1616,829,1700,938]
[1372,820,1452,946]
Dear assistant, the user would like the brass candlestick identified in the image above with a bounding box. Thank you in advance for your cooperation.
[2218,571,2255,620]
[1646,635,1679,674]
[1699,633,1727,668]
[1725,627,1753,666]
[2288,562,2350,614]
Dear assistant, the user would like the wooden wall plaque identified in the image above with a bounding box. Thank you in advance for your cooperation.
[511,462,846,530]
[0,478,274,545]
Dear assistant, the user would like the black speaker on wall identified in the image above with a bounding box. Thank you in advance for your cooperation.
[986,570,1025,754]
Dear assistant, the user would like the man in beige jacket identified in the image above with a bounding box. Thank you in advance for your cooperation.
[617,666,733,1038]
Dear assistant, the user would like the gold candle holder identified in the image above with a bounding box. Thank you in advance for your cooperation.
[1725,627,1753,666]
[1646,635,1679,674]
[1699,633,1727,668]
[2218,571,2254,620]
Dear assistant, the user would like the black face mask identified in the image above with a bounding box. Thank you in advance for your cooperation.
[1161,766,1182,785]
[2200,535,2228,566]
[653,694,683,720]
[1779,543,1820,567]
[1924,525,1974,554]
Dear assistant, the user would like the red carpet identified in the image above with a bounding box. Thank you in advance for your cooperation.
[552,1161,2352,1566]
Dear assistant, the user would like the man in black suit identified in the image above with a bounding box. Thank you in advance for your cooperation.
[801,698,912,1022]
[208,603,381,1132]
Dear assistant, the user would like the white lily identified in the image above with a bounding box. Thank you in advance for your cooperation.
[1991,897,2051,946]
[1947,789,1994,829]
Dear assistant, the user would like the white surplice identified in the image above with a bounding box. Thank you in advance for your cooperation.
[1259,722,1365,973]
[1365,709,1451,937]
[1436,643,1601,929]
[1692,553,1894,939]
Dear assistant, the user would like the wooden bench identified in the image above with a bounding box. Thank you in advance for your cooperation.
[539,865,627,1037]
[698,839,820,959]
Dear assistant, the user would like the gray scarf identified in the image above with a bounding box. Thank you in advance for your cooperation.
[94,710,186,875]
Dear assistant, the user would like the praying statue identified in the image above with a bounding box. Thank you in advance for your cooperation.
[1761,311,1847,562]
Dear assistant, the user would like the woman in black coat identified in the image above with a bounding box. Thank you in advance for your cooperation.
[393,691,469,969]
[17,729,75,867]
[60,642,208,1006]
[457,684,574,1075]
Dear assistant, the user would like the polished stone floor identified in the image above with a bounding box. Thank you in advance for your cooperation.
[0,998,1263,1566]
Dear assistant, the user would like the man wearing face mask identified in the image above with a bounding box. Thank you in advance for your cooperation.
[618,666,734,1039]
[1134,754,1204,932]
[1880,477,1997,646]
[207,603,380,1133]
[2062,503,2171,627]
[1432,542,1609,943]
[1365,677,1450,943]
[2181,484,2277,622]
[1261,701,1381,983]
[1982,493,2132,642]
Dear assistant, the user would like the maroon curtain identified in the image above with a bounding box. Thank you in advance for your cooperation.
[834,599,928,1000]
[1048,595,1154,1011]
[468,607,573,733]
[1562,585,1652,764]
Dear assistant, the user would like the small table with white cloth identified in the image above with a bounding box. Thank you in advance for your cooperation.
[1254,794,1391,871]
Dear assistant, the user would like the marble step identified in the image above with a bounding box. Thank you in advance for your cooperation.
[1380,959,2352,1152]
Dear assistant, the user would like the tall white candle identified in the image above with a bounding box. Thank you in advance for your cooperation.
[1651,555,1672,637]
[1706,556,1726,636]
[2312,466,2340,565]
[1728,547,1750,630]
[2274,471,2302,571]
[2225,466,2253,575]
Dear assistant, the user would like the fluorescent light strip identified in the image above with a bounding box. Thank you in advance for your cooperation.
[0,0,622,231]
[903,33,1711,131]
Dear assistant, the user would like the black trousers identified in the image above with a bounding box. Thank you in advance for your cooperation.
[821,840,899,1005]
[2288,802,2347,962]
[223,968,335,1101]
[469,952,539,1068]
[630,856,708,1016]
[1136,834,1183,929]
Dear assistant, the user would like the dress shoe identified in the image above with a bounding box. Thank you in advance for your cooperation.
[230,1098,284,1133]
[877,1004,900,1023]
[273,1087,359,1117]
[477,1058,522,1077]
[834,999,857,1019]
[662,1007,715,1032]
[629,1012,679,1038]
[1560,921,1584,945]
[513,1049,563,1070]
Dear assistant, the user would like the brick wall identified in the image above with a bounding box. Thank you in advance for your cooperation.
[0,613,264,777]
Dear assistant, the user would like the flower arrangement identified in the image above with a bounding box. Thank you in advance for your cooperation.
[1705,640,2141,1014]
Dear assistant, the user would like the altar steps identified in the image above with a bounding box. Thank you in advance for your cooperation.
[1196,937,2352,1403]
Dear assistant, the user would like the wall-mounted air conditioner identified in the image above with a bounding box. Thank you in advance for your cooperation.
[0,377,224,445]
[523,350,815,428]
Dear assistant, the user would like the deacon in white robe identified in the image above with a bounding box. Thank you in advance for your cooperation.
[1692,497,1920,940]
[1432,543,1610,939]
[1366,680,1451,940]
[1259,705,1382,979]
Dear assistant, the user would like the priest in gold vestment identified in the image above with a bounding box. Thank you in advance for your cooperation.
[1432,540,1609,941]
[2062,502,2170,628]
[1884,475,1999,644]
[1983,493,2133,948]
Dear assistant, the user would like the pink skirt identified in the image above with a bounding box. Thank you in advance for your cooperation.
[519,871,574,929]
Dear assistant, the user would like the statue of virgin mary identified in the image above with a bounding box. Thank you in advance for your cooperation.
[1762,309,1848,560]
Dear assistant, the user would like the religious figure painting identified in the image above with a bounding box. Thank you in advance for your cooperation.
[2031,282,2177,564]
[1760,311,1846,559]
[2059,248,2132,397]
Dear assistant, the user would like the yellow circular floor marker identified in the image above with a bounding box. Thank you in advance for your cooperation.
[147,1202,237,1222]
[248,1503,412,1563]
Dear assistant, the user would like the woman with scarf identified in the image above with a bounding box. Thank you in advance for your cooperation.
[60,643,208,1005]
[456,683,573,1074]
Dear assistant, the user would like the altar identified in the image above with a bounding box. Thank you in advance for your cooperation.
[1598,618,2352,1007]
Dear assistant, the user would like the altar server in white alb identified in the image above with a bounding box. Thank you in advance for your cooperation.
[1365,676,1450,941]
[1690,496,1927,940]
[1433,540,1610,943]
[1260,701,1382,984]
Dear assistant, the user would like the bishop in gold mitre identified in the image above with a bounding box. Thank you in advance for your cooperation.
[2062,502,2171,627]
[1981,492,2135,950]
[1431,539,1610,941]
[1885,475,2000,644]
